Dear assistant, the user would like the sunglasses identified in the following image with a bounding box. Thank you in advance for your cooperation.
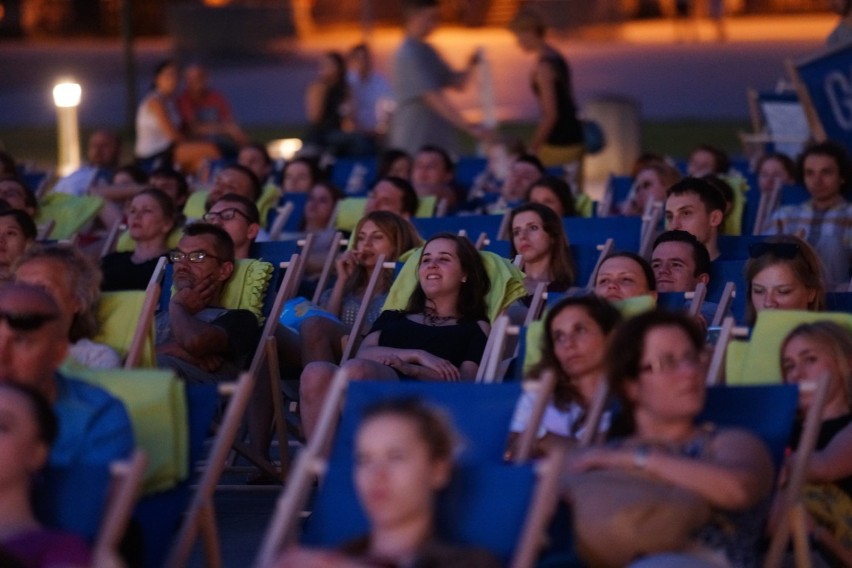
[0,310,57,331]
[748,242,801,260]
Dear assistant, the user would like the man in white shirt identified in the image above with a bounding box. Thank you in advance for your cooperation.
[52,130,121,197]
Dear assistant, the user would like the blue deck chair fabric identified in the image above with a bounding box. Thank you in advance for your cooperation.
[273,192,309,233]
[717,235,771,260]
[455,156,488,191]
[707,258,748,323]
[826,292,852,313]
[35,462,112,543]
[483,239,512,258]
[600,175,633,216]
[133,383,219,568]
[697,384,798,472]
[412,215,503,241]
[302,382,521,543]
[563,216,642,252]
[740,173,761,236]
[570,242,604,287]
[331,158,377,195]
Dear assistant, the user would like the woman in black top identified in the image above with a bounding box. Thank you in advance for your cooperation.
[299,233,491,442]
[100,188,176,291]
[304,51,350,156]
[509,9,584,167]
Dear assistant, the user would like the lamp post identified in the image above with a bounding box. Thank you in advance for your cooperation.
[52,81,82,177]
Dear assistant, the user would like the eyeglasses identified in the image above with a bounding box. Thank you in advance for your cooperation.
[0,310,57,331]
[202,208,252,224]
[168,249,223,264]
[748,242,800,260]
[639,350,704,375]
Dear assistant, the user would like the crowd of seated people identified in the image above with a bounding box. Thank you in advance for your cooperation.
[5,31,852,567]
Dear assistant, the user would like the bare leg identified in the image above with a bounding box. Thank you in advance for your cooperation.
[300,316,347,365]
[275,324,303,371]
[299,361,340,442]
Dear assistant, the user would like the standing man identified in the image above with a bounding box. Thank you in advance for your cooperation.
[390,0,489,156]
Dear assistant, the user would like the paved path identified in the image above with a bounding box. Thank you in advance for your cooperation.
[0,14,835,131]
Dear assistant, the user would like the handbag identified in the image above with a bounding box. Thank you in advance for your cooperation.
[563,468,712,568]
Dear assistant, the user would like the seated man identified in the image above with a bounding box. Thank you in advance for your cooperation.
[411,145,458,212]
[156,223,261,383]
[650,230,718,322]
[52,130,121,197]
[364,176,419,220]
[204,164,262,212]
[664,177,726,261]
[482,154,545,215]
[0,284,133,468]
[203,193,260,260]
[764,141,852,287]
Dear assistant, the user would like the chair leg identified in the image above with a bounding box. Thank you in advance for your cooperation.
[266,338,290,482]
[199,499,223,568]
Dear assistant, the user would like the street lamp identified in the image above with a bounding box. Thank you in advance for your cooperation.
[52,81,82,177]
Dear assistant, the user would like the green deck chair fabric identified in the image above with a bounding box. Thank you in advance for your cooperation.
[335,196,438,233]
[726,310,852,385]
[720,173,748,237]
[182,184,280,224]
[72,368,188,494]
[116,227,182,253]
[94,290,156,367]
[576,193,594,218]
[219,259,274,323]
[382,248,526,323]
[36,192,104,240]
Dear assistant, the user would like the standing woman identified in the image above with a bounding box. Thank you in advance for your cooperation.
[509,10,584,168]
[135,60,219,174]
[304,51,350,156]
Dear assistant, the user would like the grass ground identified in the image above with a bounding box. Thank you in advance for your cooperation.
[1,118,751,172]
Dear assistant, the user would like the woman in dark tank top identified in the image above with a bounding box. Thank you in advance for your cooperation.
[509,9,584,168]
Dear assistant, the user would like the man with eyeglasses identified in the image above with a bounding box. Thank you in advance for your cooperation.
[203,194,260,260]
[156,223,260,383]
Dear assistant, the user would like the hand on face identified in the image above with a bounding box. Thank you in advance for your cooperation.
[172,274,217,314]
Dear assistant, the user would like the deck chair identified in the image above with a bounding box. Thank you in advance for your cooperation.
[564,215,642,253]
[764,373,834,568]
[412,215,503,242]
[35,192,104,240]
[596,174,634,218]
[826,292,852,313]
[36,449,148,550]
[165,254,308,568]
[93,257,167,368]
[254,378,530,568]
[638,200,664,258]
[92,450,149,565]
[718,235,772,259]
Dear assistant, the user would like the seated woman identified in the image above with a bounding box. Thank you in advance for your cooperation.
[0,383,91,568]
[593,251,657,304]
[0,209,37,282]
[276,398,500,568]
[780,321,852,558]
[296,181,344,295]
[510,202,575,296]
[299,234,491,441]
[15,245,121,369]
[566,310,774,568]
[756,152,795,196]
[296,210,422,366]
[618,161,682,217]
[135,60,220,174]
[282,157,320,195]
[100,188,176,291]
[506,295,622,460]
[745,235,825,326]
[525,175,576,218]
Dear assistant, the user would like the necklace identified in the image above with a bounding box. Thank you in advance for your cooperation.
[423,307,457,327]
